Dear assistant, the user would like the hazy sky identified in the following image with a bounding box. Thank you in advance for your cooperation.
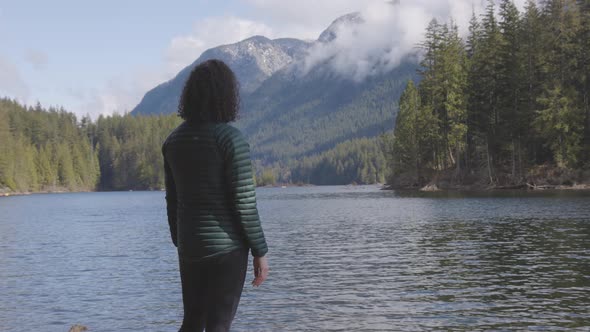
[0,0,525,118]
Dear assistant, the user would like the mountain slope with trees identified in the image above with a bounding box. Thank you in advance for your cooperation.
[0,98,181,193]
[240,61,417,163]
[132,13,420,179]
[0,99,100,193]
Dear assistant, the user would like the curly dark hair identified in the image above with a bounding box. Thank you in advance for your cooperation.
[178,59,240,123]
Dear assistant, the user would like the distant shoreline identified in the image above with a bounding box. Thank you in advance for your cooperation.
[382,183,590,192]
[0,190,90,197]
[0,184,314,197]
[3,181,590,198]
[386,165,590,193]
[0,188,161,197]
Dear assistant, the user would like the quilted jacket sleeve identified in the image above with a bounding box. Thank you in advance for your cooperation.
[162,142,178,247]
[220,126,268,257]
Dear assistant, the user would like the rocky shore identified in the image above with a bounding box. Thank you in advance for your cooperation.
[386,165,590,192]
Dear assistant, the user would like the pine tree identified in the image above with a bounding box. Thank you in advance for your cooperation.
[472,0,503,183]
[35,144,57,189]
[56,142,76,190]
[0,109,13,189]
[538,0,585,167]
[392,80,438,184]
[577,0,590,165]
[420,19,444,110]
[498,0,524,180]
[465,11,483,172]
[521,0,545,166]
[393,81,421,180]
[536,84,584,166]
[440,21,468,172]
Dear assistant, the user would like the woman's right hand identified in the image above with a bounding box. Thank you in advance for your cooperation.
[252,256,269,287]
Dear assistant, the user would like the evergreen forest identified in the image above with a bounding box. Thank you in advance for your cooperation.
[390,0,590,188]
[1,0,589,193]
[0,98,180,193]
[0,98,385,192]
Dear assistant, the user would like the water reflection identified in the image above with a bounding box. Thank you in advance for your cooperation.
[412,217,590,329]
[0,187,588,331]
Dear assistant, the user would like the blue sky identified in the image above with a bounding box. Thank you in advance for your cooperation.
[0,1,245,116]
[0,0,517,118]
[0,0,371,117]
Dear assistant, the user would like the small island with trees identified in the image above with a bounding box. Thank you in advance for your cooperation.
[388,0,590,191]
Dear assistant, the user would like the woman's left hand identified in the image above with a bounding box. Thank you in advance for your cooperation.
[252,256,269,287]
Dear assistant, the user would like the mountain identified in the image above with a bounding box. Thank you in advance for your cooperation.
[132,36,311,116]
[318,12,363,43]
[240,61,417,163]
[132,13,420,170]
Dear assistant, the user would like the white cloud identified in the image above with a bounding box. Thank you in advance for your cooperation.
[82,0,531,116]
[72,68,171,119]
[243,0,529,40]
[242,0,384,39]
[77,15,275,117]
[24,49,49,71]
[300,0,528,81]
[165,16,274,73]
[0,55,29,101]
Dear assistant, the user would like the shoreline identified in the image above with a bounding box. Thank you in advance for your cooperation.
[3,182,590,197]
[0,190,91,197]
[383,183,590,192]
[381,185,590,192]
[0,188,164,198]
[387,165,590,193]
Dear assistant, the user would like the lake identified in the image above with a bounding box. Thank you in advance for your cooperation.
[0,186,589,331]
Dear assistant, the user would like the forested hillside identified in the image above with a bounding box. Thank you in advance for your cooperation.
[0,97,389,193]
[0,99,180,193]
[0,99,99,193]
[93,114,180,190]
[290,137,388,185]
[390,0,590,188]
[240,61,416,163]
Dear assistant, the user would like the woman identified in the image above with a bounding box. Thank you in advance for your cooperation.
[162,59,269,332]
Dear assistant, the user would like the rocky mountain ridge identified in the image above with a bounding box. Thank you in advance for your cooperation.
[132,36,311,115]
[132,12,419,166]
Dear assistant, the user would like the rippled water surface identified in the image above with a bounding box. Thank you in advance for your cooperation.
[0,187,589,331]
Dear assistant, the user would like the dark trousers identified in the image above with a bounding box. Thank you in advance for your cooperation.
[178,248,248,332]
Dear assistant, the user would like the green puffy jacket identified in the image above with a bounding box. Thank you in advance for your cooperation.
[162,121,268,260]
